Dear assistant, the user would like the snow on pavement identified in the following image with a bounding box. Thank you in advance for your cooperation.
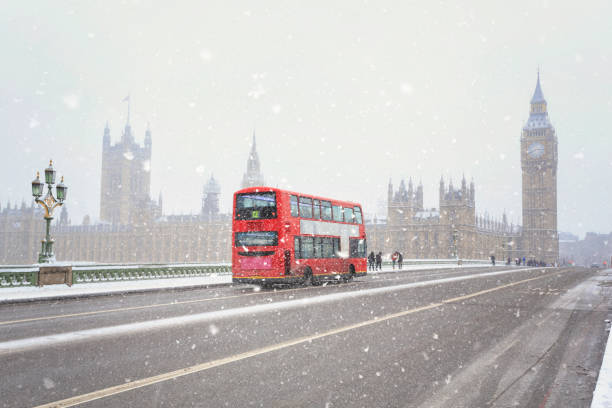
[0,266,536,355]
[0,263,492,303]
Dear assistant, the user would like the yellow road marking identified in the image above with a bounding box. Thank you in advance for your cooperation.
[34,270,560,408]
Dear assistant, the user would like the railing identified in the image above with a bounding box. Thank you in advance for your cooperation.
[0,265,39,287]
[71,263,231,284]
[0,258,492,288]
[381,258,491,266]
[0,263,232,288]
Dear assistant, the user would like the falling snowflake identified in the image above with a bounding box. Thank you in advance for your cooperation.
[63,94,79,109]
[43,378,55,389]
[200,49,213,62]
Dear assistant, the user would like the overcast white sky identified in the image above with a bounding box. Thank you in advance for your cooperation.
[1,1,611,238]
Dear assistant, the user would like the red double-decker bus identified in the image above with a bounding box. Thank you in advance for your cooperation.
[232,187,367,286]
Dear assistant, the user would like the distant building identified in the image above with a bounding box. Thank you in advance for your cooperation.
[560,232,612,266]
[365,175,520,260]
[0,104,249,264]
[241,131,265,188]
[520,71,559,264]
[100,119,160,225]
[201,174,221,219]
[366,73,559,263]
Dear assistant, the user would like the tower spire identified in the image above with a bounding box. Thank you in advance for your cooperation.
[531,70,545,104]
[241,130,265,188]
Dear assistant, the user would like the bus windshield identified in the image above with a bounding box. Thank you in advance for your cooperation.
[235,192,277,220]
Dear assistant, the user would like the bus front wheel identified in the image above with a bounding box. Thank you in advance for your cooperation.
[302,267,313,286]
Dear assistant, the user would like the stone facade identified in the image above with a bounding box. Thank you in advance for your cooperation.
[365,176,521,261]
[0,204,231,264]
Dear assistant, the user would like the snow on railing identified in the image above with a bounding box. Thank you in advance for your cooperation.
[0,262,232,288]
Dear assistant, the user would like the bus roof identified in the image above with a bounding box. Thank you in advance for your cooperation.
[234,186,363,208]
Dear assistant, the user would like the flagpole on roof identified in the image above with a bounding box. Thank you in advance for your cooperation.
[123,93,131,125]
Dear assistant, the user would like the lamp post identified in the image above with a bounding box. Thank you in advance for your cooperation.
[31,160,68,263]
[452,229,459,261]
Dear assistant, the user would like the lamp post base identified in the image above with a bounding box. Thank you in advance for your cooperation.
[38,253,57,264]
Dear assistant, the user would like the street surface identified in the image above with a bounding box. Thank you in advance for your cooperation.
[0,266,609,408]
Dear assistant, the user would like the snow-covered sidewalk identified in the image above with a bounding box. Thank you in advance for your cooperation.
[589,268,612,408]
[0,263,493,304]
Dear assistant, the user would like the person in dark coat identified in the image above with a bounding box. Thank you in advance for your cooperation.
[368,251,375,271]
[376,252,382,271]
[398,252,403,269]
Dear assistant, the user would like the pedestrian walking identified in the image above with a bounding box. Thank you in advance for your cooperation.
[368,251,375,271]
[376,252,382,271]
[490,255,496,266]
[391,251,398,270]
[398,252,403,269]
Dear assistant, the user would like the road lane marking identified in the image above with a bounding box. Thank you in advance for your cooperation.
[0,268,546,356]
[0,286,317,326]
[33,270,560,408]
[0,266,503,326]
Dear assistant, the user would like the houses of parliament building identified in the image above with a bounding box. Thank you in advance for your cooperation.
[0,75,559,265]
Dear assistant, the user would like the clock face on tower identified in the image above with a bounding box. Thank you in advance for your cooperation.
[527,142,545,158]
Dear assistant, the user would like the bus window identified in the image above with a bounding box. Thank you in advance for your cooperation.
[236,192,277,220]
[314,237,322,258]
[290,195,299,217]
[332,205,343,222]
[344,207,355,223]
[321,201,332,220]
[299,197,313,218]
[322,237,334,258]
[349,238,367,258]
[354,206,363,224]
[313,199,320,219]
[333,237,341,256]
[294,236,301,258]
[301,236,314,258]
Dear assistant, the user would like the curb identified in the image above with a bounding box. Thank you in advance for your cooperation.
[591,321,612,407]
[0,281,233,305]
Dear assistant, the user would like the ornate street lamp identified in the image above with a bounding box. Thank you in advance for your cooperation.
[31,160,68,263]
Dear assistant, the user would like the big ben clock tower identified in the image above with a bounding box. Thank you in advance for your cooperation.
[521,72,559,264]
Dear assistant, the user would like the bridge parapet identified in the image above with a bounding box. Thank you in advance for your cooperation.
[0,259,493,288]
[0,263,232,287]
